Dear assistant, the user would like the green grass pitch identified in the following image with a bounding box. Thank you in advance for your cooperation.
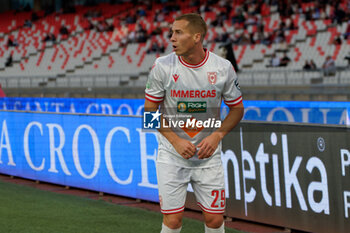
[0,180,243,233]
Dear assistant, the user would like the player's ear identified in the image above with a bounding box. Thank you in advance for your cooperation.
[193,32,201,43]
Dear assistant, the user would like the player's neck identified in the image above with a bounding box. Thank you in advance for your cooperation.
[181,47,206,65]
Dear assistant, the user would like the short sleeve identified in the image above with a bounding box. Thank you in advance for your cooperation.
[145,61,165,103]
[222,65,242,107]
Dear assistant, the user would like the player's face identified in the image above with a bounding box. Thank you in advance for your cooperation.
[170,20,197,57]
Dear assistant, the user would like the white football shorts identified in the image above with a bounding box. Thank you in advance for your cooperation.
[157,161,226,215]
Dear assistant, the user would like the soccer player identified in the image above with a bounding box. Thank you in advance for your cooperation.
[144,13,244,233]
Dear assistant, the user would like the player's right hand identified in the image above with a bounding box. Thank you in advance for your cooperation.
[172,138,196,159]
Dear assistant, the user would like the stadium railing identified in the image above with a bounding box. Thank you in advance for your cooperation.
[0,69,349,90]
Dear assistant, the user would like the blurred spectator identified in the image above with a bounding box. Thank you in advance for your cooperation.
[59,24,69,36]
[189,0,200,7]
[136,7,146,17]
[312,7,321,20]
[332,3,346,25]
[84,10,102,18]
[43,34,51,42]
[147,41,165,54]
[7,38,18,47]
[232,8,245,25]
[125,14,136,24]
[106,21,114,32]
[245,15,258,27]
[31,12,39,21]
[13,39,19,47]
[303,60,311,70]
[127,30,136,43]
[214,32,229,43]
[344,52,350,67]
[7,38,14,47]
[310,59,317,69]
[135,25,148,43]
[304,7,311,21]
[154,10,165,23]
[333,33,342,45]
[151,27,162,36]
[278,21,286,31]
[62,5,76,14]
[211,12,226,27]
[256,18,265,41]
[23,19,32,28]
[262,31,275,45]
[274,29,286,44]
[219,42,239,73]
[322,55,336,76]
[288,19,297,30]
[303,59,317,70]
[199,3,211,13]
[5,54,13,67]
[120,36,128,47]
[167,27,173,40]
[278,0,294,18]
[42,33,56,42]
[269,53,280,67]
[85,19,95,30]
[96,21,107,32]
[96,20,114,32]
[235,32,251,45]
[343,20,350,40]
[44,5,55,16]
[249,32,256,44]
[23,3,31,12]
[280,52,291,66]
[50,33,57,42]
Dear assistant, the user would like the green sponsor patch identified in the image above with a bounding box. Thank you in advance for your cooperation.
[177,101,207,113]
[145,79,151,89]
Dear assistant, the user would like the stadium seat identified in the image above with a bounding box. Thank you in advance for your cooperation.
[0,0,349,90]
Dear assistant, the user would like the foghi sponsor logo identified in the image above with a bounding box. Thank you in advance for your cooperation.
[177,101,207,113]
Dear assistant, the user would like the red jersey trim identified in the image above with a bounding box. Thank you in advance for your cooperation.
[161,206,185,214]
[146,93,163,99]
[224,96,243,106]
[145,93,164,103]
[145,97,163,103]
[197,202,225,214]
[178,49,209,68]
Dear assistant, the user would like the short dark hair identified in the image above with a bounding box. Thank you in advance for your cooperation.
[175,13,207,42]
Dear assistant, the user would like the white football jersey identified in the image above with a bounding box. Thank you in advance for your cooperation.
[145,49,242,168]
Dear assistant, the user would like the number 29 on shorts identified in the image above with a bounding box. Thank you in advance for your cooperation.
[211,190,225,208]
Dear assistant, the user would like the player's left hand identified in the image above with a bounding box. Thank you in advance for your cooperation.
[197,133,221,159]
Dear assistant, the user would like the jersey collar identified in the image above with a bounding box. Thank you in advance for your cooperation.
[178,49,209,68]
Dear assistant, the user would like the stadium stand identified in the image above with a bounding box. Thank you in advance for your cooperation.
[0,0,349,99]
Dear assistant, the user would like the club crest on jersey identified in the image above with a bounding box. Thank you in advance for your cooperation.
[173,74,179,82]
[207,72,217,85]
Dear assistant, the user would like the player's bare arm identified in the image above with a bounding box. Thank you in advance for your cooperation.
[197,102,244,159]
[144,99,196,159]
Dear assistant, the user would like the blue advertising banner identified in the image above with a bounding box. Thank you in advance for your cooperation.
[0,97,145,115]
[0,97,349,125]
[0,112,159,202]
[0,111,349,232]
[226,100,350,125]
